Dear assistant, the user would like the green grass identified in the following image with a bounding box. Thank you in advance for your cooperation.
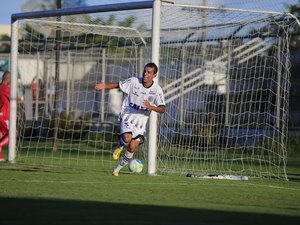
[0,158,300,225]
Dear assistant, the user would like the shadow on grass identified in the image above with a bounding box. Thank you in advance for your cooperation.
[0,197,299,225]
[287,172,300,182]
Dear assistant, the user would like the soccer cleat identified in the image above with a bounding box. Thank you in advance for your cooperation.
[112,171,119,177]
[112,146,124,160]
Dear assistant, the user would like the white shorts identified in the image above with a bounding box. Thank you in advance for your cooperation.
[119,113,148,141]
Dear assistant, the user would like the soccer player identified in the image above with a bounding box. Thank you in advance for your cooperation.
[0,71,24,161]
[0,71,11,161]
[95,62,166,176]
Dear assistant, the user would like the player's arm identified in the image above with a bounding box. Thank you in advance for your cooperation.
[143,100,166,113]
[18,95,24,102]
[95,82,119,90]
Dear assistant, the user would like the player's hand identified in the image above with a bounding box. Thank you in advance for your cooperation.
[18,96,24,102]
[144,100,165,113]
[95,82,104,90]
[143,100,152,110]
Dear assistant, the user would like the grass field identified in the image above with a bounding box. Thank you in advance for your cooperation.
[0,154,299,225]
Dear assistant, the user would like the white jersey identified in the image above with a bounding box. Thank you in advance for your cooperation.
[118,77,165,135]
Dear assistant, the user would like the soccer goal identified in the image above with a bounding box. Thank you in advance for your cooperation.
[9,1,299,179]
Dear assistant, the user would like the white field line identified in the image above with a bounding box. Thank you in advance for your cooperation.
[0,179,299,191]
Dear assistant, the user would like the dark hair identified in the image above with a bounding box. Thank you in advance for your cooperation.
[145,62,158,74]
[2,71,10,82]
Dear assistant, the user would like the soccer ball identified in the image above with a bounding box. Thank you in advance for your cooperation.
[128,159,143,173]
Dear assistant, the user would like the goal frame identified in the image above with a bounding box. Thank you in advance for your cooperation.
[9,1,158,174]
[9,1,300,178]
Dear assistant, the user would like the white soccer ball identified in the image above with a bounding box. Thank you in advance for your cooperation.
[128,159,143,173]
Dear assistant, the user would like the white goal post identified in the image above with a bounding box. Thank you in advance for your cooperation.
[9,1,300,179]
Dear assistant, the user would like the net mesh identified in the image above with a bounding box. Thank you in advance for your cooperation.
[13,3,299,179]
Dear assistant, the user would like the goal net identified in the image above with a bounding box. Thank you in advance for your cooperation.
[14,8,153,170]
[11,2,299,179]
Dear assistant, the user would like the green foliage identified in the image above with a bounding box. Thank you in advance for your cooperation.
[0,35,11,53]
[255,134,300,157]
[284,0,300,17]
[21,0,88,11]
[57,110,87,140]
[87,124,119,150]
[21,110,119,146]
[287,134,300,157]
[117,16,136,27]
[56,110,119,146]
[21,120,53,141]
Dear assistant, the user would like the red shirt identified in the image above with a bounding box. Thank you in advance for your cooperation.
[0,83,10,120]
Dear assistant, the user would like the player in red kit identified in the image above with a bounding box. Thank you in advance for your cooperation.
[0,71,10,161]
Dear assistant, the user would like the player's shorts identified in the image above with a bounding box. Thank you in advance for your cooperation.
[119,113,148,144]
[0,116,9,136]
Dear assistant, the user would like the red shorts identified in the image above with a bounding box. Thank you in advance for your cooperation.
[0,116,8,136]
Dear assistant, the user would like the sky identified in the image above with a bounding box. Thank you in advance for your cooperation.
[0,0,26,24]
[0,0,143,25]
[0,0,297,25]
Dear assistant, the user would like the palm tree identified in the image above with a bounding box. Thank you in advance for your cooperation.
[21,0,87,11]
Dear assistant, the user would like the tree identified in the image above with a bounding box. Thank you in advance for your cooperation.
[0,35,11,53]
[21,0,87,11]
[284,0,300,17]
[20,0,147,48]
[284,0,300,49]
